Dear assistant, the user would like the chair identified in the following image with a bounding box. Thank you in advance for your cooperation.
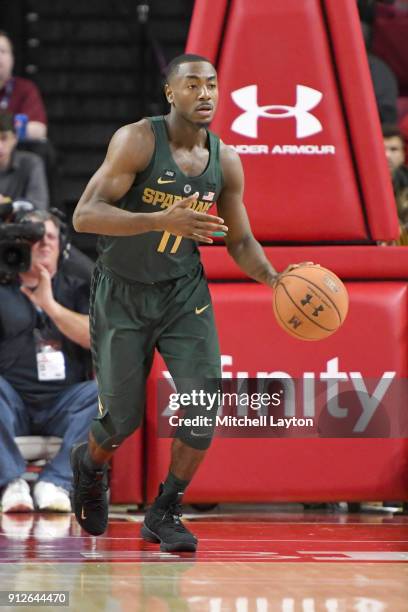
[14,436,62,482]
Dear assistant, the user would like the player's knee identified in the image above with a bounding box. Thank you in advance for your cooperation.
[175,422,215,451]
[91,405,143,451]
[174,388,220,450]
[116,411,143,438]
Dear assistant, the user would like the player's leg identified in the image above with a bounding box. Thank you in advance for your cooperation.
[71,267,154,535]
[142,266,221,551]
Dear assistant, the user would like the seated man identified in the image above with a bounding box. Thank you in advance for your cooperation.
[0,31,47,140]
[383,124,408,244]
[0,210,98,513]
[0,111,49,209]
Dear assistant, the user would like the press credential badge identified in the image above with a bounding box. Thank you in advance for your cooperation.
[34,328,66,381]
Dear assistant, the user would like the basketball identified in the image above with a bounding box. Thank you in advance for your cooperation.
[273,264,349,341]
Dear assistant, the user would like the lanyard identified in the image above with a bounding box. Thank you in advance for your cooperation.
[0,78,15,110]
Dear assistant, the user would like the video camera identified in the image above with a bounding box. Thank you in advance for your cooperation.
[0,199,45,282]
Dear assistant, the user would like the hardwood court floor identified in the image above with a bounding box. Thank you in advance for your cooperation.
[0,508,407,611]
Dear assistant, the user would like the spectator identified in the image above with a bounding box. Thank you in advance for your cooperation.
[0,31,47,140]
[0,210,97,513]
[383,124,408,244]
[358,2,399,124]
[368,53,399,124]
[0,111,49,209]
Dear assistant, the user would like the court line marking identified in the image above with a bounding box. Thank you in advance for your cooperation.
[108,517,408,526]
[156,539,408,543]
[33,537,408,544]
[3,557,408,564]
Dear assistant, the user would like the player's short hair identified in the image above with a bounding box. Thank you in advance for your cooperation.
[0,111,15,134]
[382,124,404,143]
[164,53,214,83]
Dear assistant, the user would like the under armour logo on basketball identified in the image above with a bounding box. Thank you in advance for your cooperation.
[288,316,302,329]
[312,305,324,317]
[300,293,324,317]
[231,84,323,139]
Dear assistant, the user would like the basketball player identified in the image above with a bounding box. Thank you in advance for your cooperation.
[70,54,291,552]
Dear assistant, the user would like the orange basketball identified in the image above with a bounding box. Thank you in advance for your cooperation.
[273,264,349,341]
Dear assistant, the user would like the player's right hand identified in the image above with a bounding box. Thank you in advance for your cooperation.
[271,262,316,288]
[158,192,228,243]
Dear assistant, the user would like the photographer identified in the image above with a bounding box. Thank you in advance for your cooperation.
[0,210,97,513]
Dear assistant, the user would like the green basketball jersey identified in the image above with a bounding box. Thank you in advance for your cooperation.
[98,116,224,283]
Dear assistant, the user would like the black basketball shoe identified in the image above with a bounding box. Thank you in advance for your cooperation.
[141,484,197,552]
[70,442,109,536]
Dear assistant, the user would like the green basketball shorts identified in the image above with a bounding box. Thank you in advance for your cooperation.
[89,262,221,451]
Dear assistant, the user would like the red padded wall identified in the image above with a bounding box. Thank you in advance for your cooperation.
[323,0,399,240]
[145,282,408,503]
[186,0,229,61]
[110,429,143,504]
[186,0,399,242]
[200,245,408,280]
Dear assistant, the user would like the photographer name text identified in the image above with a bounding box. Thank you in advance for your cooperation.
[168,415,314,428]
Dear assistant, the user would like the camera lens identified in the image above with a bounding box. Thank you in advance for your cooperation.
[4,245,24,266]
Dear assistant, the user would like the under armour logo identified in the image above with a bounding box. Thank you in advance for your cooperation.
[231,84,323,139]
[288,316,302,329]
[300,293,325,317]
[312,305,324,317]
[301,294,313,306]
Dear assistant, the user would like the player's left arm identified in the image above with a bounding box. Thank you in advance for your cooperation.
[217,144,279,288]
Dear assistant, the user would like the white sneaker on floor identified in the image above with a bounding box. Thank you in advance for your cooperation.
[1,478,34,513]
[33,481,71,512]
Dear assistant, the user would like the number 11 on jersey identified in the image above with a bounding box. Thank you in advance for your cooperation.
[157,231,182,254]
